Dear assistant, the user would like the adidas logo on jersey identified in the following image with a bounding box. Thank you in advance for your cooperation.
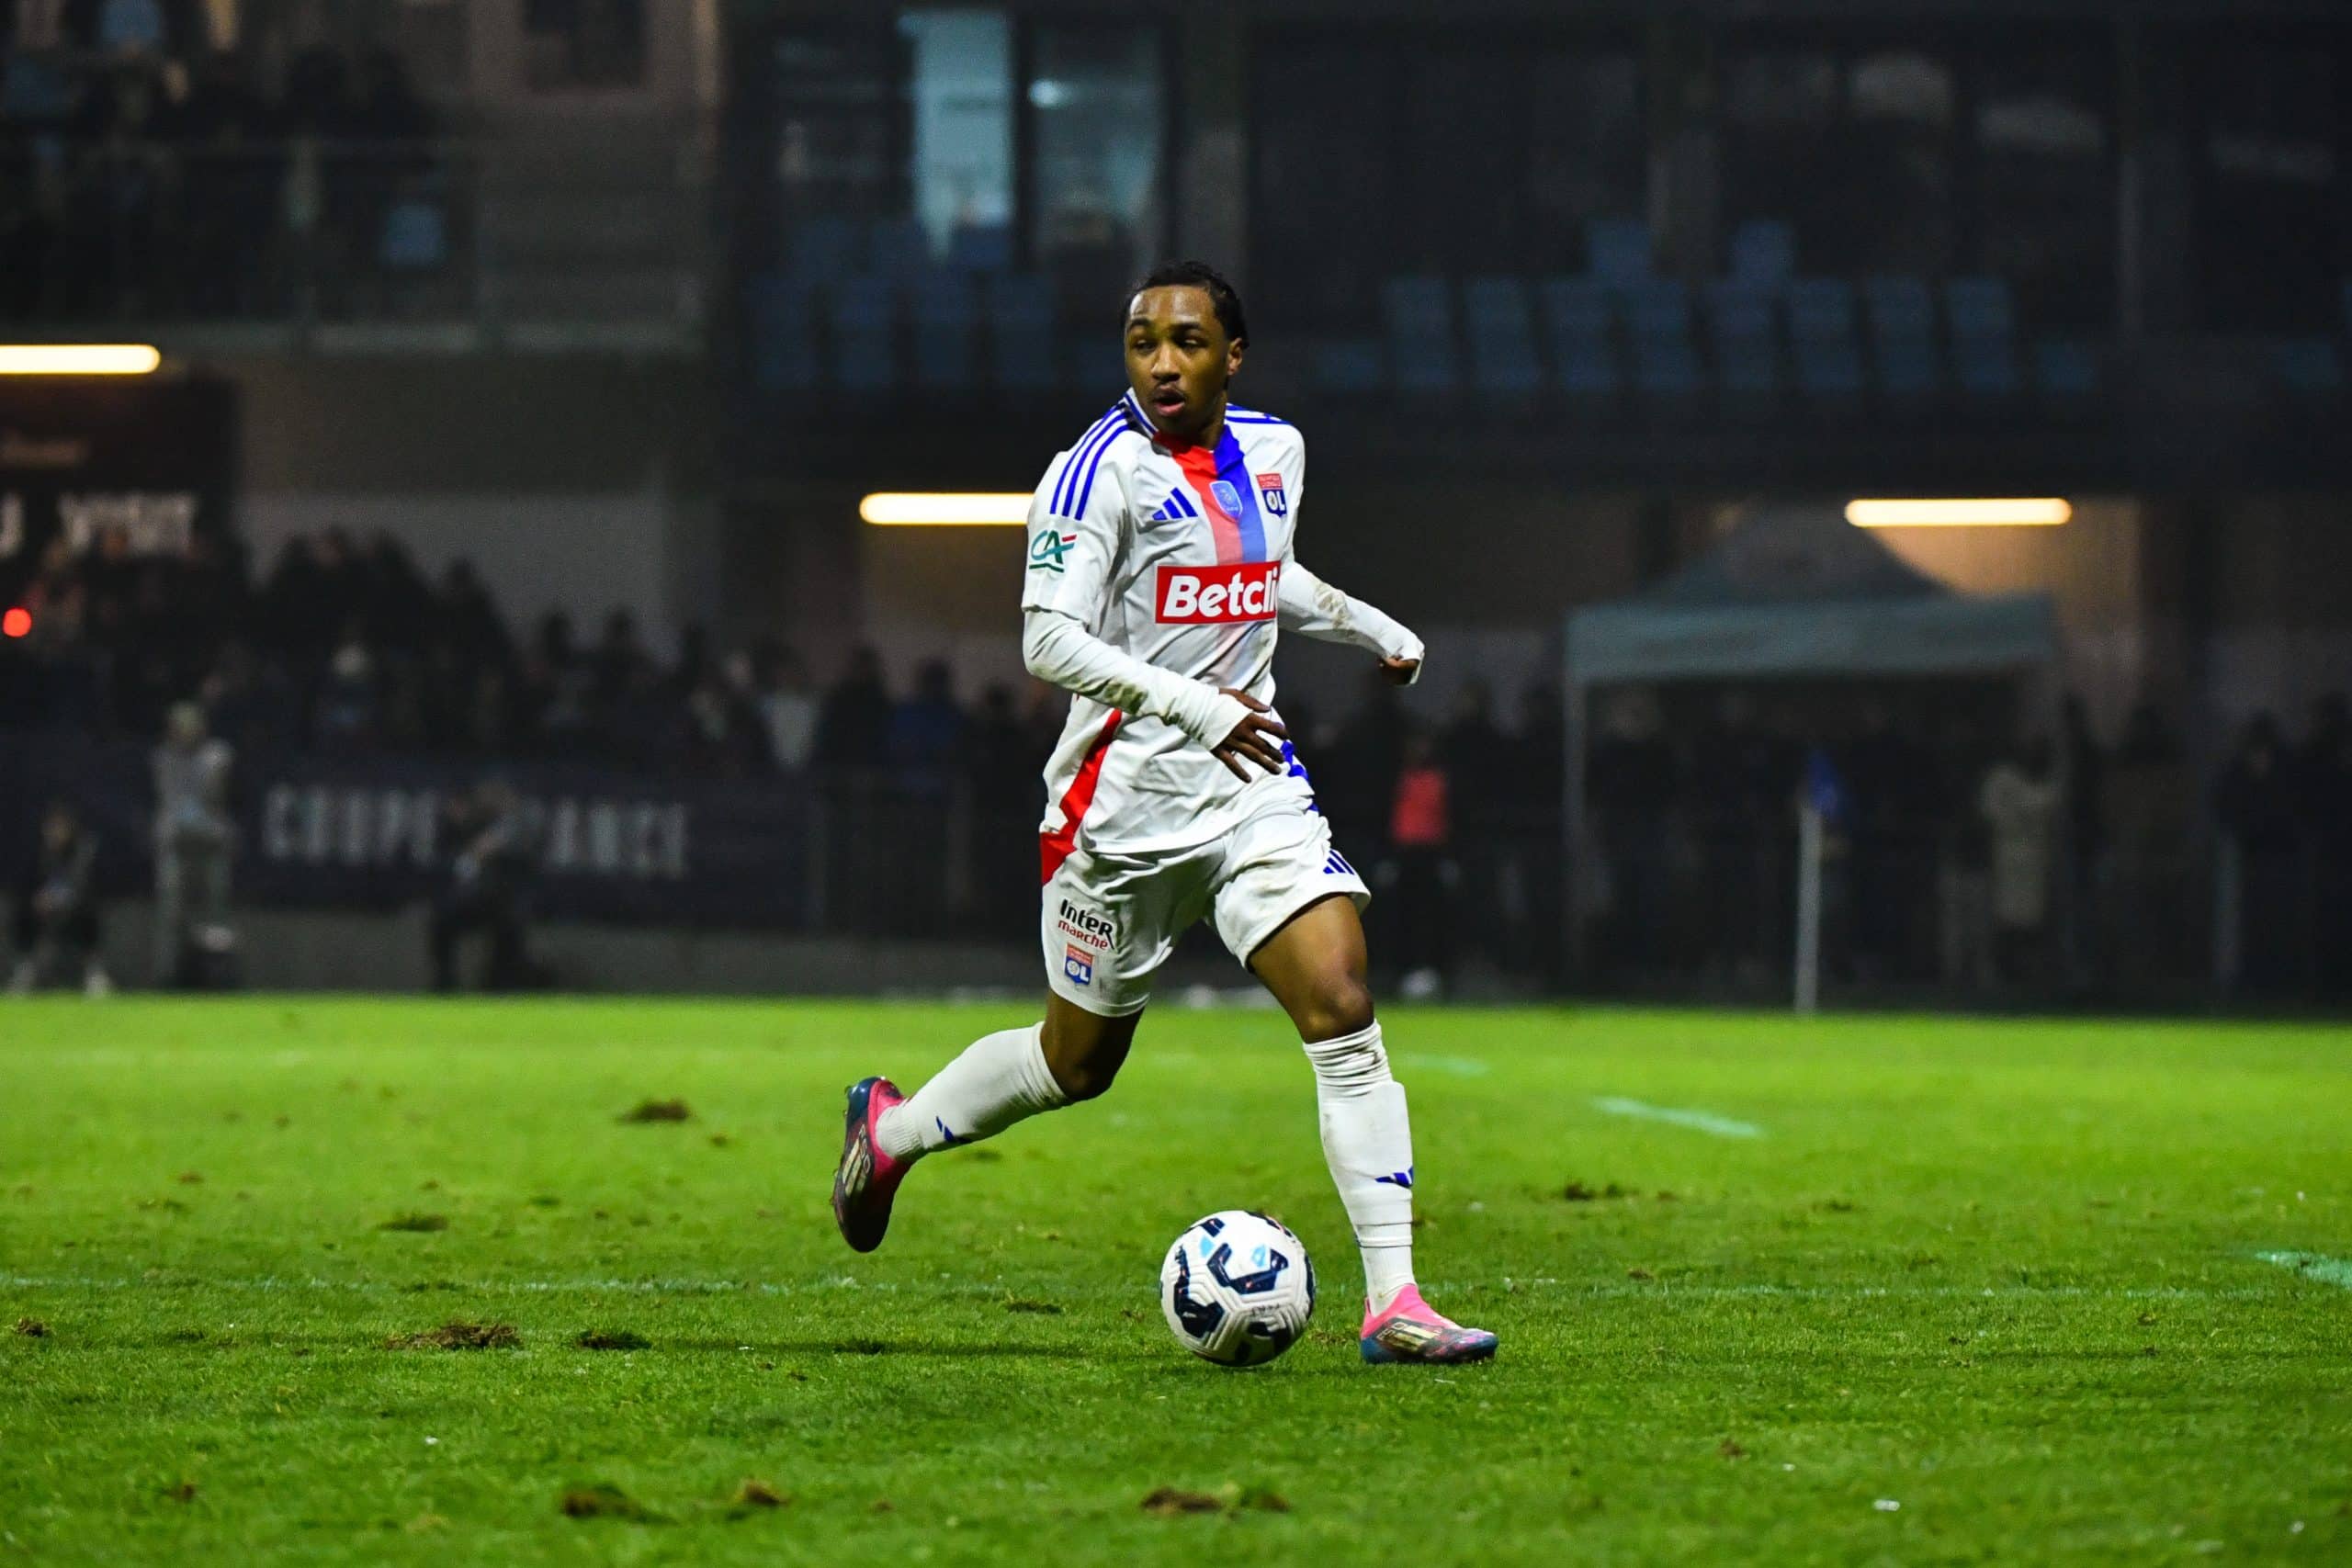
[1155,562,1280,624]
[1148,488,1200,524]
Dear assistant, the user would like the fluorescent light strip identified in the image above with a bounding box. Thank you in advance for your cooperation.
[858,492,1031,526]
[0,344,163,377]
[1846,498,2073,528]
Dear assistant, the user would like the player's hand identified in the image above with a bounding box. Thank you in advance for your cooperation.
[1378,656,1420,685]
[1210,688,1289,780]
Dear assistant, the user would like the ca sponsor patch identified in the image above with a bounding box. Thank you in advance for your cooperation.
[1028,527,1077,573]
[1255,471,1288,517]
[1155,561,1280,624]
[1063,945,1095,987]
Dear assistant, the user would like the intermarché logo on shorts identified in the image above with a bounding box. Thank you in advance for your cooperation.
[1057,899,1114,949]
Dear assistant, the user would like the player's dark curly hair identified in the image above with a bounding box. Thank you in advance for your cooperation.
[1128,260,1249,346]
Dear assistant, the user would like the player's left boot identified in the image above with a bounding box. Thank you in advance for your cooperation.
[831,1076,910,1253]
[1359,1284,1498,1365]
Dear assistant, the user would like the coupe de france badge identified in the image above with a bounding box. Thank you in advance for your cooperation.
[1211,479,1243,517]
[1255,472,1288,517]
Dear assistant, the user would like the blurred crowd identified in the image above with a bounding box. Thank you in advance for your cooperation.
[0,5,437,319]
[1574,687,2352,1000]
[8,522,2349,999]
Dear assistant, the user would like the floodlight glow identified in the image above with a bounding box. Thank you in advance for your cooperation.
[2,607,31,638]
[858,492,1032,526]
[0,344,163,376]
[1846,498,2073,528]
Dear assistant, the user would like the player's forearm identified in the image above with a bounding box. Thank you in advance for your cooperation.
[1021,610,1247,748]
[1278,561,1425,671]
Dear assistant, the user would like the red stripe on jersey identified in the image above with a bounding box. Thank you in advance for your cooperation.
[1173,444,1244,565]
[1039,708,1124,884]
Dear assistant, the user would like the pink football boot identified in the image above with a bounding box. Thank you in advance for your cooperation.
[1360,1284,1498,1364]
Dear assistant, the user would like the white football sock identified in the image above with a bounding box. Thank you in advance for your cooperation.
[1302,1021,1417,1309]
[876,1022,1066,1161]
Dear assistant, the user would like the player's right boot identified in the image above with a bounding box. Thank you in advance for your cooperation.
[1359,1284,1498,1365]
[831,1076,910,1253]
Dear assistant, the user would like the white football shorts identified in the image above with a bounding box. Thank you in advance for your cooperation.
[1041,796,1371,1017]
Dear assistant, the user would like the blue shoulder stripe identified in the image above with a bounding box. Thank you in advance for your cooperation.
[1051,405,1125,518]
[1056,402,1136,519]
[1071,420,1142,519]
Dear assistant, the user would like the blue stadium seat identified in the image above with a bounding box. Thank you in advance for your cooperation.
[910,273,978,392]
[1537,277,1622,402]
[1381,276,1460,396]
[1462,276,1544,398]
[788,216,861,284]
[1586,219,1652,286]
[2033,337,2101,402]
[1945,277,2020,399]
[831,275,898,393]
[945,222,1012,274]
[1728,220,1796,290]
[1863,275,1941,402]
[1706,282,1782,413]
[2271,338,2346,395]
[748,273,820,393]
[866,217,933,283]
[379,196,447,273]
[986,274,1059,392]
[1786,278,1865,403]
[1311,337,1386,396]
[1622,280,1703,409]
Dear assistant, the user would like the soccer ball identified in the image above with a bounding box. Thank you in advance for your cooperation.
[1159,1210,1315,1367]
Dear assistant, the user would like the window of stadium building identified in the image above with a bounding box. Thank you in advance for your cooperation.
[1973,41,2114,329]
[1028,27,1166,310]
[524,0,646,90]
[1720,32,2114,324]
[1250,32,1643,326]
[2192,31,2346,333]
[902,9,1015,263]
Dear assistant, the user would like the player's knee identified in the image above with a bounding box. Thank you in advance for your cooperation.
[1297,975,1375,1043]
[1051,1052,1122,1102]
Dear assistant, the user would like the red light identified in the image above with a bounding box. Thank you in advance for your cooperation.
[1,607,29,639]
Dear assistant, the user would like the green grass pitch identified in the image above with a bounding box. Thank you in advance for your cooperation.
[4,998,2349,1563]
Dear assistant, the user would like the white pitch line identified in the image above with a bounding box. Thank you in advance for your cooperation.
[1406,1055,1492,1077]
[1593,1096,1763,1139]
[2256,1251,2352,1290]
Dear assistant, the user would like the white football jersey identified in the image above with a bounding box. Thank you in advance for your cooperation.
[1022,389,1317,861]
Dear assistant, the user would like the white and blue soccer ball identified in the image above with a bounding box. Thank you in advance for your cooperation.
[1159,1210,1315,1367]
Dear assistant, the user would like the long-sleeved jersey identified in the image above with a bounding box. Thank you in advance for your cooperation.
[1021,389,1422,868]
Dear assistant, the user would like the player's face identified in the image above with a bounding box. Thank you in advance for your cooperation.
[1125,287,1243,443]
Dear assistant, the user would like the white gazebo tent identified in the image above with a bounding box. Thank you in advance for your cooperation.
[1560,503,2060,992]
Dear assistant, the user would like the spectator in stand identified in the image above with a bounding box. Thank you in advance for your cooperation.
[889,658,964,772]
[428,778,540,992]
[151,697,234,985]
[1325,664,1406,854]
[2299,694,2352,997]
[752,642,820,771]
[2102,705,2192,990]
[313,618,380,750]
[520,609,592,755]
[1385,727,1454,999]
[965,682,1040,935]
[815,645,891,769]
[1587,686,1677,978]
[2214,713,2304,994]
[436,558,512,675]
[1978,736,2061,988]
[591,608,652,708]
[7,798,109,996]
